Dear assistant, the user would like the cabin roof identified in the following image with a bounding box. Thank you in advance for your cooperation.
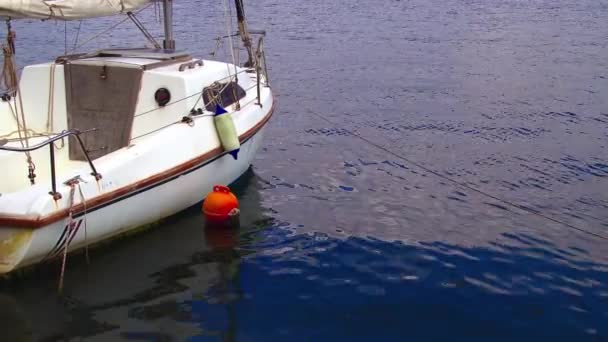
[56,48,193,69]
[97,48,190,60]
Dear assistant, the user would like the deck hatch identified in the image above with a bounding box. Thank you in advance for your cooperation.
[64,62,143,160]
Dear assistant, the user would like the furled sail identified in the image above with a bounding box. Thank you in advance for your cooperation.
[0,0,151,20]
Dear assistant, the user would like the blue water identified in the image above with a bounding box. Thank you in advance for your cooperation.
[192,230,608,342]
[2,0,608,340]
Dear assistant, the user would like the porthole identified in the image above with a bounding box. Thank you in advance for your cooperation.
[154,88,171,107]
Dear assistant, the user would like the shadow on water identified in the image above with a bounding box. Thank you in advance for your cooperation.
[0,168,273,341]
[0,175,606,341]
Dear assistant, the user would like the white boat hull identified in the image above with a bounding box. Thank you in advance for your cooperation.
[0,0,276,275]
[0,126,266,273]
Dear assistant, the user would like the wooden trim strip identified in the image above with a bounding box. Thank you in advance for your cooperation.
[0,101,275,229]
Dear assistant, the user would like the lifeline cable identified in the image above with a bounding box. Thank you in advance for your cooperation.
[304,107,608,241]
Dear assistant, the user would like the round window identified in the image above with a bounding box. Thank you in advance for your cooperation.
[154,88,171,107]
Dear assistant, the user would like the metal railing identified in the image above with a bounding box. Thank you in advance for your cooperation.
[255,36,270,107]
[0,130,102,199]
[210,30,270,109]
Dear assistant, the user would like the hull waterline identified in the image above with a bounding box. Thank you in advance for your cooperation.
[0,125,269,274]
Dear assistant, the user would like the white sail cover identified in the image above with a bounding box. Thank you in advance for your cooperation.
[0,0,151,20]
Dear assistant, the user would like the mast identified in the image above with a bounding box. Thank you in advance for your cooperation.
[162,0,175,49]
[234,0,254,67]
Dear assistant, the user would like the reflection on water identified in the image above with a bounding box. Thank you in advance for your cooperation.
[0,170,270,340]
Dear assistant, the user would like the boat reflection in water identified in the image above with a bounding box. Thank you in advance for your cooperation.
[0,168,272,341]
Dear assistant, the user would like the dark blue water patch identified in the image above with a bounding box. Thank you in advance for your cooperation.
[396,122,460,133]
[589,162,608,174]
[286,35,316,41]
[559,156,608,178]
[298,183,315,190]
[568,246,590,255]
[543,111,585,125]
[484,202,511,211]
[277,182,296,189]
[179,229,608,341]
[381,160,408,169]
[446,195,466,202]
[473,126,550,141]
[566,212,586,220]
[304,128,352,137]
[343,161,362,176]
[562,207,604,223]
[358,159,378,166]
[500,180,522,190]
[474,156,508,167]
[502,233,539,247]
[367,120,550,142]
[518,177,551,191]
[591,116,608,123]
[576,197,608,209]
[447,190,468,203]
[345,159,413,176]
[376,168,396,178]
[519,164,554,178]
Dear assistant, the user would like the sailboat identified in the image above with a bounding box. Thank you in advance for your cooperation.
[0,0,274,274]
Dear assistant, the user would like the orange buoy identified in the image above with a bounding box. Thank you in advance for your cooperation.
[203,185,239,223]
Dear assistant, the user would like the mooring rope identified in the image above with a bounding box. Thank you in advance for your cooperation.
[2,20,39,185]
[57,180,91,293]
[77,182,90,264]
[304,107,608,241]
[58,183,76,294]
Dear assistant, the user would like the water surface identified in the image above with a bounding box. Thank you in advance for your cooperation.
[2,0,608,340]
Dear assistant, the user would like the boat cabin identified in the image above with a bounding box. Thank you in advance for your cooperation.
[0,48,253,194]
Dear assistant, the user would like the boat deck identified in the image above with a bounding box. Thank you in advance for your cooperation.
[57,48,195,70]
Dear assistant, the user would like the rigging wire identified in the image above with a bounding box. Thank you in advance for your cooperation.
[304,107,608,241]
[72,20,83,52]
[222,0,239,78]
[64,21,67,56]
[227,0,239,66]
[68,3,153,54]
